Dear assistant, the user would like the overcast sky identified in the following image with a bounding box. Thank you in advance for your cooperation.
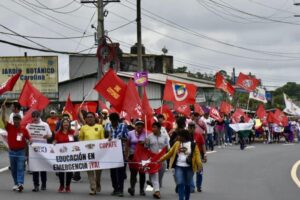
[0,0,300,90]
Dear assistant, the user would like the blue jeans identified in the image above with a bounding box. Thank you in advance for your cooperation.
[225,127,232,143]
[190,170,203,190]
[206,134,214,151]
[175,166,194,200]
[9,149,26,185]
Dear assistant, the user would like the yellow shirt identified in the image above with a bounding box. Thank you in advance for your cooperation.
[79,124,105,141]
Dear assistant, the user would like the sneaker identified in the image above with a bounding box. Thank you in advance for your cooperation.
[65,186,71,193]
[118,192,124,197]
[128,188,135,196]
[58,186,64,193]
[41,185,46,191]
[111,191,118,196]
[146,180,153,187]
[140,190,146,196]
[18,184,24,192]
[12,185,18,191]
[153,191,161,199]
[32,186,39,192]
[197,187,202,192]
[89,190,96,195]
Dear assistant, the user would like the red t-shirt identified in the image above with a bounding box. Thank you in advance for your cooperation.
[54,129,75,143]
[194,132,205,152]
[6,123,30,150]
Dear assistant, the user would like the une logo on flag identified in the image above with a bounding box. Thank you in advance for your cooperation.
[242,79,253,88]
[172,83,188,101]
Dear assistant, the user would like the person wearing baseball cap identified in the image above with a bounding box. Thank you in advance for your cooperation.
[1,103,31,192]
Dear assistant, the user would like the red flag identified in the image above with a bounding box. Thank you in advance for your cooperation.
[63,95,78,120]
[122,79,142,119]
[267,112,275,123]
[209,107,222,122]
[174,102,191,117]
[274,109,288,126]
[194,104,204,115]
[132,143,167,174]
[74,102,98,113]
[232,108,249,123]
[21,107,36,128]
[236,72,260,92]
[94,69,127,112]
[109,106,119,114]
[0,70,21,95]
[141,89,154,132]
[163,79,197,104]
[215,72,235,96]
[154,104,174,123]
[256,104,267,121]
[220,101,233,115]
[18,80,49,110]
[98,100,109,111]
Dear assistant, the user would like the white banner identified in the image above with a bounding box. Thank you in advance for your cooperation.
[283,93,300,116]
[249,87,267,103]
[229,123,254,132]
[29,139,124,172]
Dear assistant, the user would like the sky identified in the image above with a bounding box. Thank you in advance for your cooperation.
[0,0,300,90]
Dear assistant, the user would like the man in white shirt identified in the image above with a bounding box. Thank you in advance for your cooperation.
[9,102,23,124]
[201,113,215,151]
[26,110,52,192]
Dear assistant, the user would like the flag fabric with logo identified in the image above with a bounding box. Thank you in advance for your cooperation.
[215,72,235,96]
[274,109,288,126]
[0,70,21,95]
[163,79,196,104]
[174,102,191,117]
[154,104,174,123]
[232,108,249,123]
[122,79,143,119]
[18,80,49,110]
[249,87,267,103]
[63,95,78,120]
[209,107,222,122]
[236,72,260,92]
[220,101,233,115]
[94,69,127,112]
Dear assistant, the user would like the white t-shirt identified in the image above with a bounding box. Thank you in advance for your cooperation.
[9,111,24,124]
[176,141,191,167]
[160,127,170,149]
[201,117,214,134]
[26,120,52,143]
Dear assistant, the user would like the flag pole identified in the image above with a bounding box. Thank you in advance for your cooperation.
[79,88,94,110]
[246,94,251,112]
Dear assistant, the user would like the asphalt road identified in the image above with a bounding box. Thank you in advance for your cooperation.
[0,143,300,200]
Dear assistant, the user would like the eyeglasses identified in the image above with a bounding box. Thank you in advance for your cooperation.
[32,115,39,118]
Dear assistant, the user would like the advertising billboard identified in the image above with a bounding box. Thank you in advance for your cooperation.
[0,56,58,100]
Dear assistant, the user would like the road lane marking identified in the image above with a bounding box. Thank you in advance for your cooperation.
[283,143,295,146]
[206,151,217,154]
[0,166,9,173]
[291,160,300,188]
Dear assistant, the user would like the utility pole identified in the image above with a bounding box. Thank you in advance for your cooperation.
[137,0,143,96]
[97,0,105,82]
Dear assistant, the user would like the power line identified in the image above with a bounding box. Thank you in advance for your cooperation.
[0,24,52,50]
[0,31,93,39]
[14,0,86,33]
[0,2,91,49]
[0,39,95,55]
[23,0,83,14]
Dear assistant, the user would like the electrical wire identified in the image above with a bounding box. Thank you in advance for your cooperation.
[0,31,93,39]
